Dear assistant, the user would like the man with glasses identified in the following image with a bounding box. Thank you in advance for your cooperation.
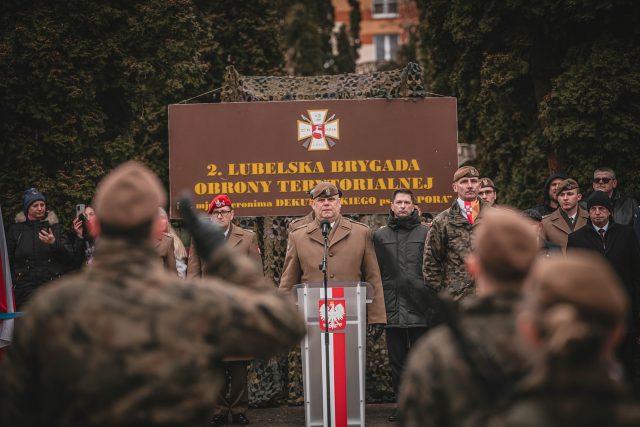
[591,167,638,229]
[187,194,262,426]
[478,177,498,207]
[423,166,487,301]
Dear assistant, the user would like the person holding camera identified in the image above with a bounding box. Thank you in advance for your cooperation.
[71,204,97,266]
[6,188,76,309]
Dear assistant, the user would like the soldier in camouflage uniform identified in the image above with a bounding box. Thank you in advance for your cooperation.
[399,208,539,427]
[0,162,306,427]
[487,252,640,427]
[423,166,487,300]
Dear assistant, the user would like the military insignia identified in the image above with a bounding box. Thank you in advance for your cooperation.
[318,299,346,331]
[297,109,340,151]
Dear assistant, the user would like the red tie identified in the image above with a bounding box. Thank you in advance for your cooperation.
[464,201,474,224]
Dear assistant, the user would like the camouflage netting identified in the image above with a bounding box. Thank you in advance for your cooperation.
[226,65,427,407]
[221,62,426,102]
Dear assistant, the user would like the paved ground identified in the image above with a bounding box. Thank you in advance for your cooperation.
[231,403,395,426]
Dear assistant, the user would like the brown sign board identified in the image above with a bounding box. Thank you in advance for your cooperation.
[168,98,458,218]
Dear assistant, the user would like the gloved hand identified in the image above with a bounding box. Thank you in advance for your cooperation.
[179,193,225,261]
[368,323,385,342]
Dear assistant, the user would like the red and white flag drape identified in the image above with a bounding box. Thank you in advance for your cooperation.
[0,204,16,348]
[319,287,348,427]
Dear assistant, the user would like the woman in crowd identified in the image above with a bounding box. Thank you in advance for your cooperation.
[7,188,75,309]
[72,204,97,266]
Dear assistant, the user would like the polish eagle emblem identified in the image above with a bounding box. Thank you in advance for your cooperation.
[319,300,346,331]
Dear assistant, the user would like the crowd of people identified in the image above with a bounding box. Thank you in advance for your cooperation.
[1,161,640,426]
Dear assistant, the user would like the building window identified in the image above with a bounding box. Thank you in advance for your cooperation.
[374,34,399,61]
[372,0,399,18]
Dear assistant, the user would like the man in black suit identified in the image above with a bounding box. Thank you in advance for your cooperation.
[568,190,640,390]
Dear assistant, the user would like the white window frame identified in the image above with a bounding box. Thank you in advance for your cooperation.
[374,34,400,61]
[372,0,399,19]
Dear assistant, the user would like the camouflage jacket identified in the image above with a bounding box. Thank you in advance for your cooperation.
[0,237,305,427]
[398,292,528,427]
[486,363,640,427]
[423,200,485,300]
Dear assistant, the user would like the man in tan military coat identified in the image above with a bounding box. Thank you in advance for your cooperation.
[187,194,261,278]
[423,166,487,300]
[279,182,387,329]
[186,194,262,425]
[541,178,589,252]
[0,162,305,427]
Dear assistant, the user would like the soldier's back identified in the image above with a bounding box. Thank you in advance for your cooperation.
[399,292,527,427]
[0,238,304,427]
[487,385,640,427]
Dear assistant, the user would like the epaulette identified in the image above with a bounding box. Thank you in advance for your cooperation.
[289,217,305,226]
[344,217,370,228]
[290,223,308,233]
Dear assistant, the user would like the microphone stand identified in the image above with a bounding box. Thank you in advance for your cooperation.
[319,224,332,427]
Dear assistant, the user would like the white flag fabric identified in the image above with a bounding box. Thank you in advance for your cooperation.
[0,204,16,348]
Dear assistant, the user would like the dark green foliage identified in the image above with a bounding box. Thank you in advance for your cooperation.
[197,0,285,87]
[415,0,640,207]
[0,1,285,225]
[348,0,362,53]
[334,24,357,73]
[283,0,335,75]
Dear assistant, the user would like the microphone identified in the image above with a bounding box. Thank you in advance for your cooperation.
[320,220,331,237]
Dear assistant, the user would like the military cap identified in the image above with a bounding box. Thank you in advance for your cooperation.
[479,177,498,191]
[208,194,232,214]
[453,166,480,182]
[309,182,342,199]
[556,178,579,195]
[93,161,166,229]
[586,191,613,212]
[529,251,628,328]
[474,207,538,283]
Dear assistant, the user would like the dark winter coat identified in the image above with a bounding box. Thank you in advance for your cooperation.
[567,220,640,314]
[6,211,76,308]
[373,209,436,327]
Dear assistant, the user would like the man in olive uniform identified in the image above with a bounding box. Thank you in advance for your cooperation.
[187,194,262,425]
[279,182,387,329]
[0,161,305,427]
[423,166,486,300]
[399,208,539,427]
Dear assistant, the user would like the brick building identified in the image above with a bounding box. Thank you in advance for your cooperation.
[332,0,419,72]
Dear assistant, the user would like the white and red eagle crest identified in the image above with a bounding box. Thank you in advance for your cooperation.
[319,300,346,331]
[297,109,340,151]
